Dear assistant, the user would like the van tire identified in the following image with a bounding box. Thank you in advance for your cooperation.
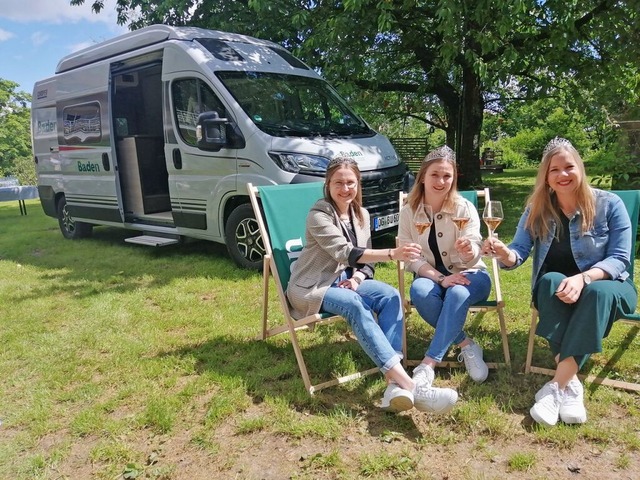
[57,197,93,239]
[225,203,265,270]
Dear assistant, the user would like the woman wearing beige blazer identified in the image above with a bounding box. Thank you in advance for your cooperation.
[287,157,457,415]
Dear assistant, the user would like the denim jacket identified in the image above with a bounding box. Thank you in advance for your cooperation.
[503,189,631,292]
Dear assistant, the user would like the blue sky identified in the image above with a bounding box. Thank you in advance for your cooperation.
[0,0,128,94]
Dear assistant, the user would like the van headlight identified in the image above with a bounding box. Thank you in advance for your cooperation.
[268,152,329,174]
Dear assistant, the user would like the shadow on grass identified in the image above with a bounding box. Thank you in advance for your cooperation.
[158,329,436,441]
[158,320,552,439]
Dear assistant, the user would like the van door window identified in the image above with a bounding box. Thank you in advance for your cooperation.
[172,79,225,146]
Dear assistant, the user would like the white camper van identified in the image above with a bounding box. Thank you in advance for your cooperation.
[32,25,411,269]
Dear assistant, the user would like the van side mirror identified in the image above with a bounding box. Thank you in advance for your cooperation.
[197,111,228,151]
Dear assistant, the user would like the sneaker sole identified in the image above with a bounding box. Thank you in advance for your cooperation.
[381,396,414,413]
[560,411,587,424]
[469,370,489,383]
[529,406,558,427]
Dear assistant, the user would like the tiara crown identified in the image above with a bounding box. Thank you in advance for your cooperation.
[425,145,456,163]
[543,137,573,157]
[328,156,358,169]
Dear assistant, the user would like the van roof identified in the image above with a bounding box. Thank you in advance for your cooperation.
[56,24,285,74]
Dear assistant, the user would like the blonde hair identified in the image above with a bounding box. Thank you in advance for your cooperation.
[323,157,364,225]
[406,147,459,212]
[525,139,595,239]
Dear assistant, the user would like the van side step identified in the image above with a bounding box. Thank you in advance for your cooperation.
[125,235,180,246]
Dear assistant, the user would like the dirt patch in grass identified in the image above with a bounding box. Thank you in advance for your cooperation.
[8,399,636,480]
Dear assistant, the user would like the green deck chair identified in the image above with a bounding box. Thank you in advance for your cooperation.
[396,188,511,369]
[525,190,640,392]
[248,182,379,395]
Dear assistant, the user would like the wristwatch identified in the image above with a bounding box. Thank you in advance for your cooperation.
[436,274,446,285]
[582,272,592,285]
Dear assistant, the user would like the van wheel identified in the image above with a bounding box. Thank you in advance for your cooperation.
[225,203,265,270]
[57,197,93,239]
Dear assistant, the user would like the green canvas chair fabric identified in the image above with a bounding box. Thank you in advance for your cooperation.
[525,189,640,392]
[248,182,379,394]
[397,188,511,369]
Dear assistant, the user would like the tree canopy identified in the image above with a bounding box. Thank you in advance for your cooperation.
[0,79,33,183]
[72,0,639,187]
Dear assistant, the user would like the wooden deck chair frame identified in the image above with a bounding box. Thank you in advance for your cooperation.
[397,188,511,368]
[248,182,379,395]
[524,189,640,392]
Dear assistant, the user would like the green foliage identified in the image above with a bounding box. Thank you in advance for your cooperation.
[0,78,33,183]
[482,102,598,166]
[69,0,640,188]
[589,139,640,190]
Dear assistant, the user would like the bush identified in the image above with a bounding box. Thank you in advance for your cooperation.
[3,156,37,185]
[588,140,640,189]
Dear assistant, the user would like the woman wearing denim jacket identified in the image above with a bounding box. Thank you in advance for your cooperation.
[484,138,637,427]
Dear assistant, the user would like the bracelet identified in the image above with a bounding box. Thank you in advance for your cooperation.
[353,276,362,285]
[388,248,393,260]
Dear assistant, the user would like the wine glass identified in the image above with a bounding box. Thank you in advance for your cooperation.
[483,201,503,257]
[451,203,471,263]
[414,204,433,236]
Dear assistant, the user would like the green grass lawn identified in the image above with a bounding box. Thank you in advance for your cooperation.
[1,171,639,479]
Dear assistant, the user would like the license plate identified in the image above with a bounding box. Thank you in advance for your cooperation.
[373,213,399,231]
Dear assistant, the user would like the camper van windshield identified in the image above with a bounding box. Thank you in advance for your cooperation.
[216,72,373,138]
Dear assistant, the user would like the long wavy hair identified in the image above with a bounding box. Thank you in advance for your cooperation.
[406,147,459,212]
[525,139,595,239]
[323,157,364,225]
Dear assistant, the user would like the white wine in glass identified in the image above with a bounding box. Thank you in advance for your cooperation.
[414,204,433,235]
[451,203,471,263]
[452,203,471,234]
[483,201,503,249]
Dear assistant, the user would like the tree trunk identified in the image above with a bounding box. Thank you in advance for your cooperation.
[456,66,483,189]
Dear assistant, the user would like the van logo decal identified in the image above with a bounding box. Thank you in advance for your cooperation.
[37,89,48,99]
[338,150,363,157]
[77,161,101,173]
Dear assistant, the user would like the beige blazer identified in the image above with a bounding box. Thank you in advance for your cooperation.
[286,199,372,319]
[398,195,486,275]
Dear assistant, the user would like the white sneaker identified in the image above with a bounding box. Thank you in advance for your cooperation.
[412,363,435,388]
[380,383,414,413]
[413,383,458,414]
[560,378,587,424]
[458,340,489,383]
[534,381,552,402]
[530,381,564,426]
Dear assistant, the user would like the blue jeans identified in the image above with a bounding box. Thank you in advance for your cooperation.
[410,270,492,362]
[321,279,404,374]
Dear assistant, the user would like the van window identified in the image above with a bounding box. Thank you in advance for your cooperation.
[172,79,226,146]
[62,102,102,145]
[217,72,372,138]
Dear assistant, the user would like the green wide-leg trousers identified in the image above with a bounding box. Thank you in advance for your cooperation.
[534,272,637,369]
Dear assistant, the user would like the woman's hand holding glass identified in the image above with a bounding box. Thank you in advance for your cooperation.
[395,243,422,263]
[481,236,510,264]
